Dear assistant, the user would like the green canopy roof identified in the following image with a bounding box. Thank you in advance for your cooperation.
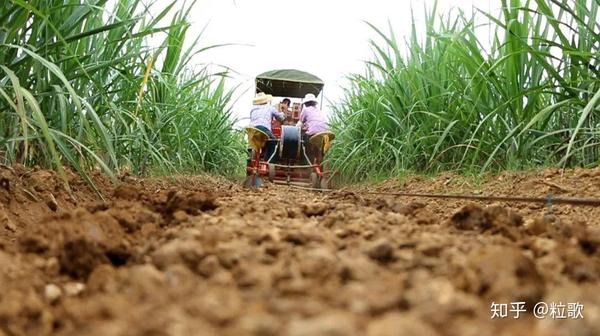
[255,69,324,98]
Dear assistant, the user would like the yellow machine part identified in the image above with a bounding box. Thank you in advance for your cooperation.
[309,132,335,153]
[246,127,269,151]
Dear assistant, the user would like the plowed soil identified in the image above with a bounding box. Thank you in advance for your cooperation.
[1,165,599,336]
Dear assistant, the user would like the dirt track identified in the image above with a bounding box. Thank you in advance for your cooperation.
[1,165,599,336]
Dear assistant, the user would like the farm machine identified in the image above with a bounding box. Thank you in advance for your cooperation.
[244,69,335,189]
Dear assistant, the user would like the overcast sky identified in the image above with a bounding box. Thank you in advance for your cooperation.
[159,0,494,123]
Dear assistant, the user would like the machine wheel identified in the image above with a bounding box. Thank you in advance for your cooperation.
[310,172,320,189]
[268,164,276,182]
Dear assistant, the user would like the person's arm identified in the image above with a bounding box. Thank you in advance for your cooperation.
[271,106,285,121]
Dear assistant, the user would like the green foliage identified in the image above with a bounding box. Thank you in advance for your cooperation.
[0,0,244,187]
[329,0,600,182]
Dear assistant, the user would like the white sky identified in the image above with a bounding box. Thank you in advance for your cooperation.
[155,0,494,124]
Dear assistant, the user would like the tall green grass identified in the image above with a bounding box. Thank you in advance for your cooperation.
[329,0,600,182]
[0,0,243,189]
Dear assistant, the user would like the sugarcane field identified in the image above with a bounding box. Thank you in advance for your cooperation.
[1,0,600,335]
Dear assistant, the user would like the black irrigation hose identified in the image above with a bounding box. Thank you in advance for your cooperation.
[286,184,600,207]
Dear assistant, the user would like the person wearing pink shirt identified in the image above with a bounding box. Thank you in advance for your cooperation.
[297,93,329,162]
[297,93,329,137]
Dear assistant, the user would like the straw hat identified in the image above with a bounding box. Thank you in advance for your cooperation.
[253,92,273,105]
[303,93,318,104]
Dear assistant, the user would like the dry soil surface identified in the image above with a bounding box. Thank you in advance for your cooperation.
[1,165,600,336]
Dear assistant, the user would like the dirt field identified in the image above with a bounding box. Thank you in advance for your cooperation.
[1,165,599,336]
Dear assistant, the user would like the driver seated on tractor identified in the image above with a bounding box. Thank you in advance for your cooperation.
[280,98,295,125]
[249,92,285,160]
[280,98,291,112]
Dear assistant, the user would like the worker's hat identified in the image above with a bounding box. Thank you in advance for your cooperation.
[253,92,273,105]
[303,93,318,104]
